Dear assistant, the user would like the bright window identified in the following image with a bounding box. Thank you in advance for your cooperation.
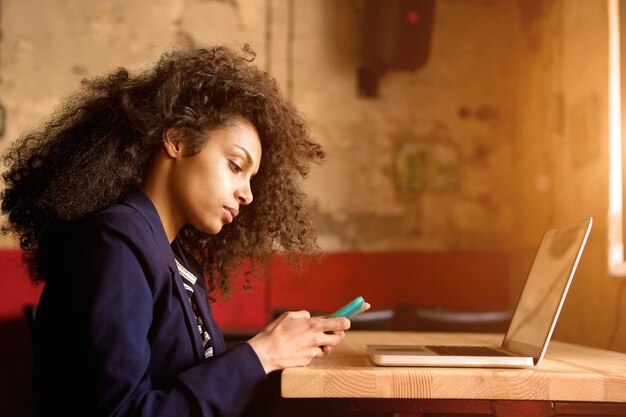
[609,0,626,275]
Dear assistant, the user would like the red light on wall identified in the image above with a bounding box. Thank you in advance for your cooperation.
[406,9,420,24]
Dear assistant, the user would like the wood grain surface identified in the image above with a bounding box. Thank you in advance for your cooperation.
[281,331,626,402]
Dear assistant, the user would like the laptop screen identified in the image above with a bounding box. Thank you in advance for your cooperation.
[501,218,592,363]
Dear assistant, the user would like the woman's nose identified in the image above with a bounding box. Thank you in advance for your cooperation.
[236,182,253,205]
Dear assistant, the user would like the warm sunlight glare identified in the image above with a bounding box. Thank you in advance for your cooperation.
[608,0,626,275]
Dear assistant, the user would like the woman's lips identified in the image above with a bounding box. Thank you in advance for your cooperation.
[223,207,238,223]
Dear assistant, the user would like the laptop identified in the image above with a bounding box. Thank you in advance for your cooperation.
[367,217,593,368]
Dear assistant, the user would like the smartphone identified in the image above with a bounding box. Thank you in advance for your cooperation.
[329,296,366,319]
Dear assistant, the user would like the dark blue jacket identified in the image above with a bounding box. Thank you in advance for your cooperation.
[33,188,266,417]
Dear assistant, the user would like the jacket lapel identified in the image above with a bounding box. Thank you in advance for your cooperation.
[120,188,206,362]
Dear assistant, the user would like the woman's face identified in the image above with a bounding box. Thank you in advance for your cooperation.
[168,119,262,235]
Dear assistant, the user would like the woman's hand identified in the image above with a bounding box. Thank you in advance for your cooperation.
[247,310,350,374]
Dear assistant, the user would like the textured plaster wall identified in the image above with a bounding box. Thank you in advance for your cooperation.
[0,0,516,253]
[298,0,517,251]
[0,0,267,143]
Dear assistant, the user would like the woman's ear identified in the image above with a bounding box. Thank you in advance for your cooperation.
[162,128,184,158]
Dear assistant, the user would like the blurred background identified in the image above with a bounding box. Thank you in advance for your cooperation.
[1,0,625,414]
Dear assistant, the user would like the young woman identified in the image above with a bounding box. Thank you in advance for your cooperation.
[1,45,357,417]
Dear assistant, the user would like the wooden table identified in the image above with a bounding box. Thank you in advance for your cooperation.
[276,331,626,416]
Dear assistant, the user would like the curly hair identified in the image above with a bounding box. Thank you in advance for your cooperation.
[1,44,325,297]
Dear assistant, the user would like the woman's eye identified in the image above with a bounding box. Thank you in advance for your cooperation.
[229,161,242,173]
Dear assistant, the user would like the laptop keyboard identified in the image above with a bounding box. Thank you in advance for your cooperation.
[425,345,516,357]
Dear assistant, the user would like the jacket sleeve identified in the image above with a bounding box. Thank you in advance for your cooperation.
[34,209,266,417]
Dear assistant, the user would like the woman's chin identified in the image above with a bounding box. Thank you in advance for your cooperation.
[200,221,225,235]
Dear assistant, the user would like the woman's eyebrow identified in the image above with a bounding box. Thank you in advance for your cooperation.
[234,145,253,165]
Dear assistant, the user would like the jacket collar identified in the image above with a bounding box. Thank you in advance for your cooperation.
[119,187,177,271]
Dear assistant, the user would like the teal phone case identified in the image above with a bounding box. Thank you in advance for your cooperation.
[329,296,365,318]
